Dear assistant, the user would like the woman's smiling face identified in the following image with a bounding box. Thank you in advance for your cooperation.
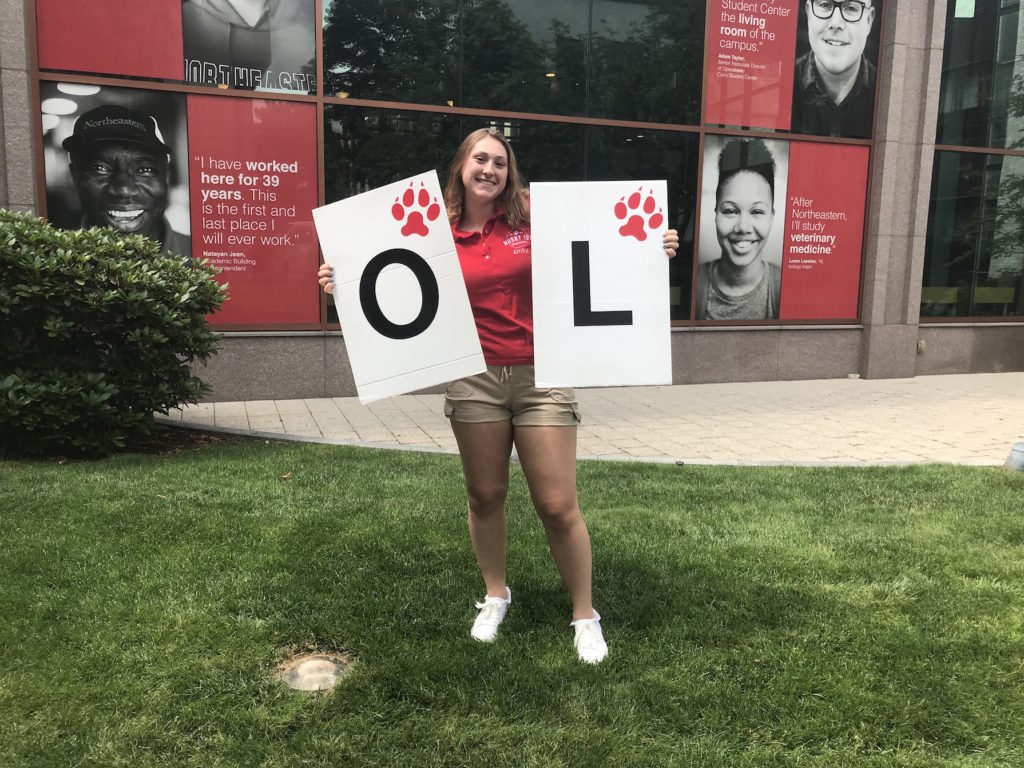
[460,135,508,206]
[715,169,775,268]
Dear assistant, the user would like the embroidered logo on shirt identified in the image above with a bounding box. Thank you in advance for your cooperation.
[503,229,531,254]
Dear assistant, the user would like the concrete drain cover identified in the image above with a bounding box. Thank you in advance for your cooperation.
[276,651,351,692]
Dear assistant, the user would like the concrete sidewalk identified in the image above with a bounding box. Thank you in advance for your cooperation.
[157,372,1024,467]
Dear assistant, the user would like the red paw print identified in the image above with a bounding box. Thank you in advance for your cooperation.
[392,182,441,237]
[614,187,663,241]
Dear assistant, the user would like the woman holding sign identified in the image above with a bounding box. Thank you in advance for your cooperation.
[696,137,782,321]
[318,127,677,664]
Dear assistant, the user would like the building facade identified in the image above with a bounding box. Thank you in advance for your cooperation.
[1,0,1022,400]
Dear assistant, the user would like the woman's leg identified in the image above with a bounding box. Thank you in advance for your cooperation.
[451,420,514,598]
[512,425,594,621]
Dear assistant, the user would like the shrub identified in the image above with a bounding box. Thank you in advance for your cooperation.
[0,210,225,456]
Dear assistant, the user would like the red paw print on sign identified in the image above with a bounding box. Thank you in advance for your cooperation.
[614,187,663,241]
[392,182,441,237]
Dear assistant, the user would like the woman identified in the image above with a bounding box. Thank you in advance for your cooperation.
[318,127,678,664]
[696,138,782,320]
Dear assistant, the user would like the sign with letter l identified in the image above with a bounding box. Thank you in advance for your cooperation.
[530,181,672,387]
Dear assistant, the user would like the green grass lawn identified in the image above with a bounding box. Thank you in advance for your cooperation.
[2,434,1022,767]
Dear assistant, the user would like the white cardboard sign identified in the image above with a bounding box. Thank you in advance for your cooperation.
[311,171,485,403]
[530,181,672,387]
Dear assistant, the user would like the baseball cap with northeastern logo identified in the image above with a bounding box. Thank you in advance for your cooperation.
[62,104,170,155]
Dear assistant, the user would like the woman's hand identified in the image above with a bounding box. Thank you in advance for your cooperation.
[663,229,679,260]
[317,263,335,295]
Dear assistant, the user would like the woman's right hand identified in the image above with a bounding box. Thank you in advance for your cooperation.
[317,263,335,295]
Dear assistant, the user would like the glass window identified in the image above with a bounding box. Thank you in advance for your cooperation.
[585,126,699,319]
[589,0,704,125]
[323,0,460,104]
[322,0,703,124]
[937,0,1024,149]
[923,150,1024,317]
[324,107,460,203]
[462,0,588,115]
[323,107,585,204]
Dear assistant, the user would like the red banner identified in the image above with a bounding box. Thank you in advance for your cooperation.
[780,142,869,320]
[704,0,798,130]
[35,0,183,81]
[187,96,320,326]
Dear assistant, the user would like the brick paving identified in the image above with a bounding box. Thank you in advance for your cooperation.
[158,372,1024,466]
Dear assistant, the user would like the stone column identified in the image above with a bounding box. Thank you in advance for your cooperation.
[859,1,948,378]
[1,0,36,213]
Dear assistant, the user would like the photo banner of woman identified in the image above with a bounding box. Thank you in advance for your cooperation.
[530,180,672,387]
[697,136,790,321]
[311,171,486,403]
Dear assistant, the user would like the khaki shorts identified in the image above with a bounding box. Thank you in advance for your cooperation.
[444,365,581,426]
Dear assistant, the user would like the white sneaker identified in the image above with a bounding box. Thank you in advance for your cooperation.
[470,586,511,642]
[571,611,608,664]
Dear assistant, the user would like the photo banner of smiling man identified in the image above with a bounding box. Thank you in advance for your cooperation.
[39,82,192,263]
[530,181,671,388]
[312,172,485,404]
[705,0,883,138]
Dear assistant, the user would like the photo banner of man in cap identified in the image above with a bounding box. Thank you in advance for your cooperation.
[41,84,192,261]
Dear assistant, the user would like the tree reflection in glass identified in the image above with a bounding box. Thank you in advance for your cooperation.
[321,0,704,123]
[589,0,704,125]
[323,0,459,104]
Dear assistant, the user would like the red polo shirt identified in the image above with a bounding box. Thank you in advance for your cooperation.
[452,213,534,365]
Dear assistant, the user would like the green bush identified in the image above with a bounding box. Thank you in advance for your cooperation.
[0,210,225,456]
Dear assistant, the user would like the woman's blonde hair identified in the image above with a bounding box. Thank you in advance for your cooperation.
[444,127,529,229]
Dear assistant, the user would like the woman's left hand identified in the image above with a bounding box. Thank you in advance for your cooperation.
[663,229,679,259]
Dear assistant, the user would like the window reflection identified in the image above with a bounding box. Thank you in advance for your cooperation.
[937,0,1024,149]
[323,107,585,203]
[589,0,704,125]
[322,0,459,104]
[586,127,699,319]
[923,151,1024,317]
[462,0,587,115]
[323,108,460,202]
[322,106,587,324]
[321,0,703,124]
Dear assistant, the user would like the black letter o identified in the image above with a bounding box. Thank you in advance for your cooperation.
[359,249,440,340]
